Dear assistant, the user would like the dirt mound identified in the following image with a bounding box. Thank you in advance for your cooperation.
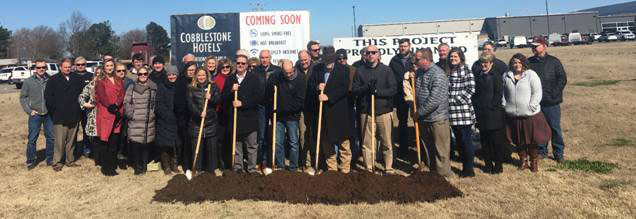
[153,171,463,205]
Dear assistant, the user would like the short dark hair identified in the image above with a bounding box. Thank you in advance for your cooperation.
[306,40,320,50]
[59,58,72,66]
[483,41,496,51]
[132,53,144,61]
[415,48,433,62]
[438,42,449,49]
[34,59,46,65]
[508,53,528,72]
[398,38,410,45]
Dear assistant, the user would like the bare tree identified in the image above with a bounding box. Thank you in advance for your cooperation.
[8,26,64,60]
[60,11,91,56]
[117,29,146,59]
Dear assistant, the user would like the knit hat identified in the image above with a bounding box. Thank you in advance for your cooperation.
[152,56,165,65]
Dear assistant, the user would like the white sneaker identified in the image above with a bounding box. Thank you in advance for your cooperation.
[213,169,223,177]
[185,170,193,180]
[263,168,273,175]
[305,167,316,176]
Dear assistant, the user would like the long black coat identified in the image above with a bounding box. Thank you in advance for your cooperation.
[472,69,505,131]
[175,76,192,131]
[187,81,221,138]
[308,63,351,143]
[221,71,262,136]
[155,80,180,147]
[44,73,82,125]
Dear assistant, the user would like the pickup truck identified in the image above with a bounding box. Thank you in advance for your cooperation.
[618,30,635,41]
[10,66,31,89]
[0,68,12,83]
[512,36,528,48]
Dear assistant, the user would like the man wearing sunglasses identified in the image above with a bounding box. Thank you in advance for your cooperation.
[307,40,321,62]
[73,56,95,158]
[352,45,398,175]
[20,59,55,170]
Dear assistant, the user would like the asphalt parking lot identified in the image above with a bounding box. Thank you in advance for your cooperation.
[0,83,19,94]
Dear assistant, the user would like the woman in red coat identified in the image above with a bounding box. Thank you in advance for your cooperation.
[95,59,125,176]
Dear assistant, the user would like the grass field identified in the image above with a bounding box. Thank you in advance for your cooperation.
[1,42,635,218]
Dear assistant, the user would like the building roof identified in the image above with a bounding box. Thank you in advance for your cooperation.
[579,1,636,16]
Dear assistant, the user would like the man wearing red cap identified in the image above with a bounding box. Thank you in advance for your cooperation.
[528,36,568,163]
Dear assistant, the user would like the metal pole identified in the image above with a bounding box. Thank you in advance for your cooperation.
[353,6,357,37]
[546,0,550,34]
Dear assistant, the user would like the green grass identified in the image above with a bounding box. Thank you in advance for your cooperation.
[599,179,631,191]
[603,138,634,147]
[573,80,620,87]
[557,159,618,174]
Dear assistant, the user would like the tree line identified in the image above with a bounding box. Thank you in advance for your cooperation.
[0,11,170,61]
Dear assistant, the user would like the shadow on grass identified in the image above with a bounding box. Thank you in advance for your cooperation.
[557,159,618,174]
[600,179,631,191]
[603,138,634,148]
[573,80,620,87]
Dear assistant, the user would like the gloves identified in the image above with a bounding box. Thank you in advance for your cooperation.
[368,79,378,95]
[107,104,118,114]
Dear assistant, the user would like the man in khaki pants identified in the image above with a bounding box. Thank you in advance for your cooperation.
[352,45,397,175]
[413,48,452,177]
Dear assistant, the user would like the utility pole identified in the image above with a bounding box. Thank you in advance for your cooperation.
[352,6,357,37]
[545,0,551,34]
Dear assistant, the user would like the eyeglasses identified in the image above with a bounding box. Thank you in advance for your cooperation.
[76,63,86,66]
[35,66,46,69]
[138,73,149,76]
[116,70,126,73]
[311,49,320,52]
[222,65,231,69]
[236,62,247,65]
[366,51,378,55]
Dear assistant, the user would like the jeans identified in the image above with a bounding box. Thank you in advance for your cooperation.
[539,104,565,159]
[274,120,299,171]
[451,125,474,172]
[26,114,55,165]
[256,104,269,166]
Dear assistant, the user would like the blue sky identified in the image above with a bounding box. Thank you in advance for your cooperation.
[0,0,630,44]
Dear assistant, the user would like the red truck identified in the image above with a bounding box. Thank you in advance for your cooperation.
[131,42,153,63]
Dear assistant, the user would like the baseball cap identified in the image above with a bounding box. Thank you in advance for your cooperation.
[336,49,348,59]
[531,36,547,46]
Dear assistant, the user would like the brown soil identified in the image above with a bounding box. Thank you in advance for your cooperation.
[153,171,463,204]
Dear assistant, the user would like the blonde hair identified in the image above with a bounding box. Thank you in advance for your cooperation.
[190,67,210,88]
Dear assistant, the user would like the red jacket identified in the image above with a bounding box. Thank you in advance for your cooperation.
[95,78,124,142]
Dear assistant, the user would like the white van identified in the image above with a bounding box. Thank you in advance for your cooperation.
[512,36,528,48]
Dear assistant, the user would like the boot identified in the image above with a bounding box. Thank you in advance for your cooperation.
[483,159,494,174]
[170,157,180,173]
[529,146,539,173]
[160,152,172,175]
[494,162,503,174]
[517,150,529,171]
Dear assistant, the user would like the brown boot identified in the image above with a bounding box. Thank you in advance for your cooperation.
[529,146,539,172]
[517,150,529,171]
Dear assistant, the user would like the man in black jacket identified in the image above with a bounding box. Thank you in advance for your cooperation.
[352,45,397,174]
[44,58,83,171]
[73,56,94,157]
[528,36,568,163]
[222,54,263,173]
[264,60,306,172]
[254,50,282,168]
[150,56,167,84]
[389,38,415,159]
[297,50,318,175]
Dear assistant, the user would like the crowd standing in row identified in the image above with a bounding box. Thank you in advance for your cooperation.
[20,36,567,178]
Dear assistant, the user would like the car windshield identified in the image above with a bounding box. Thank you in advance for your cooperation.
[1,69,12,73]
[86,62,99,67]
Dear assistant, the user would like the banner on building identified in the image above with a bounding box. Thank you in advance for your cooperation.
[333,33,479,66]
[171,11,310,68]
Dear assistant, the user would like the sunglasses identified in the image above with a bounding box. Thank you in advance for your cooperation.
[76,63,86,66]
[338,57,347,60]
[236,62,247,65]
[116,70,126,73]
[222,65,231,69]
[366,51,378,55]
[138,73,149,76]
[311,49,320,52]
[35,66,46,69]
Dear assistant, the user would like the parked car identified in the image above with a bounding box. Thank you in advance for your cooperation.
[569,32,586,45]
[549,33,569,46]
[9,66,31,89]
[617,30,635,41]
[86,61,102,73]
[591,33,602,41]
[12,63,59,89]
[0,68,12,83]
[512,36,528,48]
[496,39,508,48]
[598,32,619,42]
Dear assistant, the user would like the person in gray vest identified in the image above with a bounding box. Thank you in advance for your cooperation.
[124,67,157,175]
[20,59,55,170]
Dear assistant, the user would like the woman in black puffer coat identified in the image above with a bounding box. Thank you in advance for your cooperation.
[155,66,180,175]
[186,67,221,176]
[175,62,197,171]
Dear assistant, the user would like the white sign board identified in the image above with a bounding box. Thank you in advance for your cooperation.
[333,32,479,66]
[240,11,311,65]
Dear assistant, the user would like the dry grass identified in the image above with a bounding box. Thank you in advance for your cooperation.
[1,42,636,218]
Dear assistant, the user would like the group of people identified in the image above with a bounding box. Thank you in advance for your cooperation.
[20,36,567,178]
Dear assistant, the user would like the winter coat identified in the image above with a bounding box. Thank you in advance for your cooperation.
[265,69,306,122]
[221,71,262,136]
[298,62,318,114]
[389,52,414,105]
[447,64,476,126]
[187,81,221,138]
[20,74,49,115]
[528,54,567,106]
[95,78,125,142]
[150,69,167,85]
[44,73,83,125]
[78,79,98,137]
[254,64,282,104]
[124,80,157,144]
[74,71,94,90]
[308,63,351,143]
[155,80,180,147]
[352,62,397,116]
[175,76,193,130]
[415,64,449,122]
[472,68,505,131]
[502,70,543,117]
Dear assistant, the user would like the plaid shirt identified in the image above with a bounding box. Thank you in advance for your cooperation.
[448,64,475,126]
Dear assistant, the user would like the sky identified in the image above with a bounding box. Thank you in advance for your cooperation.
[0,0,631,45]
